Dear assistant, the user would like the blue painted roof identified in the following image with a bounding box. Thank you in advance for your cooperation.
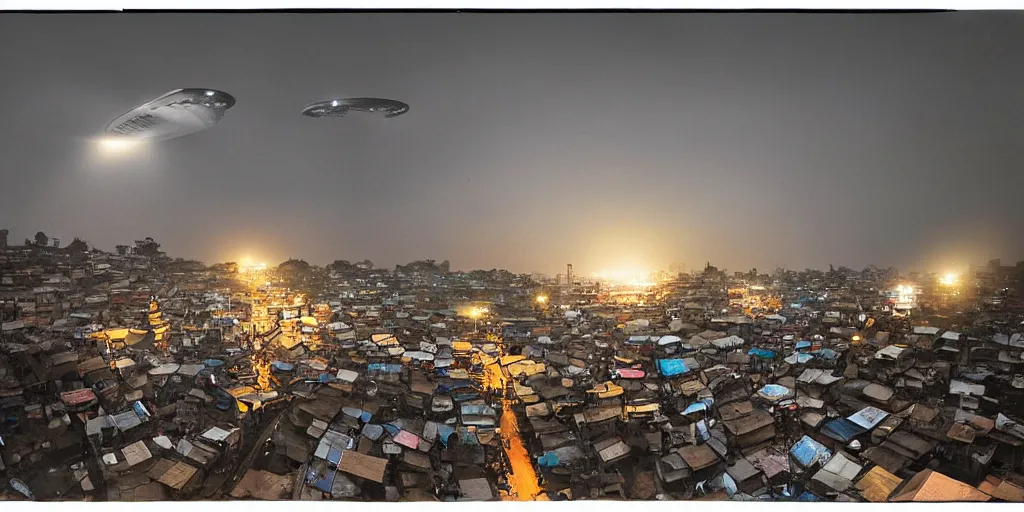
[367,363,402,373]
[847,406,890,430]
[657,358,690,377]
[821,417,868,443]
[797,491,820,502]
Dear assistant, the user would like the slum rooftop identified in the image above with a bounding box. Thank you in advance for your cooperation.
[2,236,1024,502]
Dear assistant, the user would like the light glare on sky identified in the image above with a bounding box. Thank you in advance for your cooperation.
[1,12,1023,275]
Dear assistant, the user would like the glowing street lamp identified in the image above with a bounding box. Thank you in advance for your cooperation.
[536,295,548,305]
[469,307,483,332]
[939,273,960,287]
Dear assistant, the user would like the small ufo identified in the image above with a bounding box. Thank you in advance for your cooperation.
[105,88,236,142]
[301,97,409,119]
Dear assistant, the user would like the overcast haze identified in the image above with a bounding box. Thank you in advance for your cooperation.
[1,12,1023,275]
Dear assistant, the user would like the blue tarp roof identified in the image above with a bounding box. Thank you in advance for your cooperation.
[682,399,714,416]
[367,363,402,373]
[759,384,792,398]
[327,447,343,464]
[695,419,711,442]
[748,347,776,359]
[657,359,690,377]
[811,348,839,360]
[341,407,372,423]
[437,424,455,447]
[791,435,832,468]
[821,418,868,443]
[848,406,890,430]
[797,491,820,502]
[362,423,384,440]
[270,361,294,372]
[312,469,336,493]
[795,340,812,350]
[538,451,559,468]
[786,353,814,364]
[684,403,708,415]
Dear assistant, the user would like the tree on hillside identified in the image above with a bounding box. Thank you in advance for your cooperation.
[134,237,162,257]
[330,260,355,273]
[278,259,311,273]
[34,231,49,246]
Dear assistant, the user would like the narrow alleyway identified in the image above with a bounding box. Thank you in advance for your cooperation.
[482,352,543,501]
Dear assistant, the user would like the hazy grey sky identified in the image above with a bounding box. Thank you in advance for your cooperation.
[1,12,1023,275]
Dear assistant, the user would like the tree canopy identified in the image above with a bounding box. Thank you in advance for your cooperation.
[134,237,162,257]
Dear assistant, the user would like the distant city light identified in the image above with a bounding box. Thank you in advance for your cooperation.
[939,272,960,286]
[593,268,654,286]
[896,284,917,305]
[536,295,548,304]
[95,136,143,154]
[239,256,267,272]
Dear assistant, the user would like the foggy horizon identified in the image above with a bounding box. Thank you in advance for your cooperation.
[2,12,1024,275]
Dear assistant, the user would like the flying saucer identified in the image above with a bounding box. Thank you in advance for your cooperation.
[105,88,236,142]
[301,98,409,119]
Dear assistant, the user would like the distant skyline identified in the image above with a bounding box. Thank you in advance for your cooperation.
[2,12,1023,275]
[1,226,1015,278]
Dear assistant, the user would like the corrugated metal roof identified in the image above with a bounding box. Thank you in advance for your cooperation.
[821,418,868,443]
[856,466,903,502]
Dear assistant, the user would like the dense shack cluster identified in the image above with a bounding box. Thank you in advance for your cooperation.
[3,237,1024,502]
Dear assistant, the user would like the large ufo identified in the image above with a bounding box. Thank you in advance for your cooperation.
[105,88,236,142]
[301,98,409,119]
